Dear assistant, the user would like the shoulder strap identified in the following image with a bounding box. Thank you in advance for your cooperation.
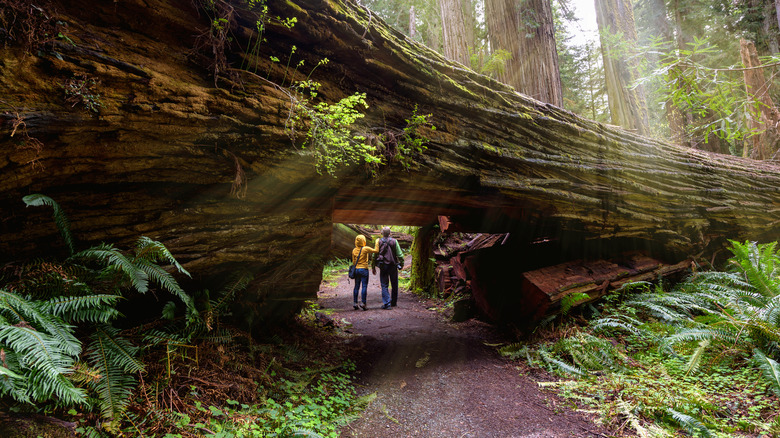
[355,247,363,264]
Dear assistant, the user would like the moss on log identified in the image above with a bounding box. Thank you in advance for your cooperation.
[1,0,780,332]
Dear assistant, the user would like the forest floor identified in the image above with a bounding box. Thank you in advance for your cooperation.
[317,265,616,438]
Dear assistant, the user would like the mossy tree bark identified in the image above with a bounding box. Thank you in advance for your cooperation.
[410,224,437,296]
[1,0,780,333]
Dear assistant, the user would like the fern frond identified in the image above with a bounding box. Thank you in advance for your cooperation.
[199,328,233,344]
[0,365,23,379]
[211,271,252,313]
[538,349,588,377]
[142,328,190,347]
[665,328,739,346]
[616,398,651,438]
[665,408,713,437]
[591,314,647,336]
[70,361,101,386]
[498,343,528,360]
[561,292,591,315]
[288,427,324,437]
[684,339,709,375]
[23,194,75,256]
[752,349,780,397]
[134,236,190,277]
[134,258,190,306]
[44,294,122,324]
[86,325,143,420]
[0,325,86,404]
[555,333,625,372]
[0,290,81,356]
[74,244,149,293]
[726,240,780,299]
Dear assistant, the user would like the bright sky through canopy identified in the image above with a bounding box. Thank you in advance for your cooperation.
[568,0,599,46]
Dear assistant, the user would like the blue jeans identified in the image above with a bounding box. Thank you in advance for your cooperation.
[352,268,369,304]
[379,263,398,306]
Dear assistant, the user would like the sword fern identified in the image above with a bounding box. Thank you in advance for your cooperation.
[2,194,194,423]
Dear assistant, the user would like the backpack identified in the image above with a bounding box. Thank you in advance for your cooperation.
[376,237,397,266]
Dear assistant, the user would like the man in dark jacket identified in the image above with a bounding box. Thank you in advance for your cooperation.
[372,226,404,309]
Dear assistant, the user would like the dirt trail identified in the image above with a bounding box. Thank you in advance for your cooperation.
[318,266,612,438]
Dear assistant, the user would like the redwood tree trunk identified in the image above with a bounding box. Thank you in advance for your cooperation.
[594,0,649,135]
[740,38,780,160]
[485,0,563,106]
[439,0,471,66]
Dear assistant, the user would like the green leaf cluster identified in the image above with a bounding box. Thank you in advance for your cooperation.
[395,104,435,170]
[292,92,380,176]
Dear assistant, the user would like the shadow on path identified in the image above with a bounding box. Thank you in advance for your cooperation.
[318,270,611,438]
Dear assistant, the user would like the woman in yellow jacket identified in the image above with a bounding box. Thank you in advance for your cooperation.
[351,234,379,310]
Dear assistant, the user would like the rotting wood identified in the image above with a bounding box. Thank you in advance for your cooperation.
[519,254,690,323]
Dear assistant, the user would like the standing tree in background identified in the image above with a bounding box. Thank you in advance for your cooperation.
[555,0,609,121]
[739,39,780,159]
[638,0,687,142]
[485,0,564,106]
[739,0,780,54]
[595,0,649,135]
[364,0,443,50]
[439,0,472,65]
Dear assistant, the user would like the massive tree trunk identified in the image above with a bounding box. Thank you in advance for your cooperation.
[594,0,649,135]
[740,39,780,160]
[485,0,563,105]
[439,0,471,66]
[2,0,780,333]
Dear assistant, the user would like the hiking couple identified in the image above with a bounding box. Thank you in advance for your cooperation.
[351,227,404,310]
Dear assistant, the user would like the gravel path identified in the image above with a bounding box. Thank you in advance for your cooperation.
[318,267,612,438]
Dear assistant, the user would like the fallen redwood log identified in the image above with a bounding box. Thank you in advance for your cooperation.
[2,0,780,333]
[467,251,690,326]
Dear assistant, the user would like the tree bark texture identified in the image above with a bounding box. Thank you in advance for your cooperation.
[594,0,649,135]
[439,0,471,66]
[740,38,780,160]
[485,0,563,106]
[1,0,780,332]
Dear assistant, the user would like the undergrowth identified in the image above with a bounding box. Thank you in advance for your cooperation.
[0,196,372,437]
[114,318,372,438]
[322,258,350,288]
[502,240,780,437]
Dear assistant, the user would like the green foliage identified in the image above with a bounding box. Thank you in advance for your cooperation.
[62,74,103,113]
[394,105,435,170]
[23,194,75,256]
[633,33,780,154]
[474,49,512,78]
[155,363,373,438]
[154,271,252,345]
[291,92,380,176]
[322,258,350,286]
[560,292,590,315]
[85,325,144,422]
[0,289,88,406]
[3,194,194,424]
[241,0,297,75]
[665,408,713,438]
[511,240,780,436]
